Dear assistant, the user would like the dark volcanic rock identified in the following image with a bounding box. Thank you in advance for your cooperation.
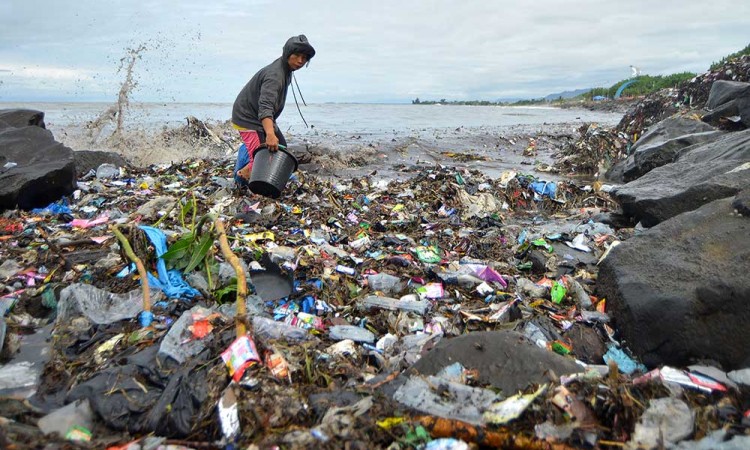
[74,150,130,176]
[598,197,750,370]
[706,80,750,110]
[0,125,76,211]
[702,80,750,129]
[733,189,750,216]
[613,128,750,227]
[0,109,46,129]
[399,331,582,396]
[606,117,722,183]
[590,212,634,229]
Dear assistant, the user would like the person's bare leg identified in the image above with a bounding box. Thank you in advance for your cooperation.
[237,163,252,180]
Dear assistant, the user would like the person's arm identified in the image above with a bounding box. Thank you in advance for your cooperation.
[258,75,282,151]
[262,117,279,151]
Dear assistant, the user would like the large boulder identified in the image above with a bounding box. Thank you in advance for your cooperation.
[0,125,77,211]
[598,195,750,370]
[389,331,582,396]
[605,117,722,183]
[74,150,130,177]
[734,188,750,216]
[702,80,750,128]
[612,128,750,227]
[706,80,750,110]
[0,109,46,129]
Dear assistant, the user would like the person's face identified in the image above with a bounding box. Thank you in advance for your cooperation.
[288,53,308,71]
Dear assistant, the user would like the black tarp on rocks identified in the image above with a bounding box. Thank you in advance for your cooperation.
[0,124,76,210]
[612,128,750,227]
[598,196,750,370]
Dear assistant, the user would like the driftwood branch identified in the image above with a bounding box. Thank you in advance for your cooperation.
[214,217,247,337]
[112,225,151,314]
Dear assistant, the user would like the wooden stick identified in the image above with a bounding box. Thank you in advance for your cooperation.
[214,217,247,337]
[112,225,151,314]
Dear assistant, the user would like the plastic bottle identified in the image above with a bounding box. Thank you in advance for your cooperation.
[361,295,429,315]
[367,273,404,295]
[335,265,355,276]
[564,276,593,309]
[329,325,375,343]
[516,278,549,299]
[95,163,120,180]
[252,316,311,342]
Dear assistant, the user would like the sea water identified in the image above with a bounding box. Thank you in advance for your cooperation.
[0,101,622,136]
[0,101,623,170]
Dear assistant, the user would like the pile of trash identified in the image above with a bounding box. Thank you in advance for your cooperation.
[678,55,750,109]
[2,151,749,449]
[554,123,630,177]
[614,90,683,142]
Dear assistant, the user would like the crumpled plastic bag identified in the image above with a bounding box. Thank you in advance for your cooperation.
[57,283,154,325]
[457,189,501,219]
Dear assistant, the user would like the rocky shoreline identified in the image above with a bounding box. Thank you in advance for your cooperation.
[1,58,749,449]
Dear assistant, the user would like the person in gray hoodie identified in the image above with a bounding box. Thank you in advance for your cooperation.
[232,35,316,185]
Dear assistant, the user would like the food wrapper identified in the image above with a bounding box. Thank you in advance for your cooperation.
[221,335,260,382]
[265,351,290,381]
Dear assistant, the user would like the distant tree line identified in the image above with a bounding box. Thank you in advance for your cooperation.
[585,72,697,100]
[412,98,506,106]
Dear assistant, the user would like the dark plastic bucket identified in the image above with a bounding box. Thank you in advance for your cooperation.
[249,146,299,198]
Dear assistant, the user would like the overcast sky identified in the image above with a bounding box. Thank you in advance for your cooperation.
[0,0,747,103]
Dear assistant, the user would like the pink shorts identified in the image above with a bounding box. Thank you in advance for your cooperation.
[238,130,262,168]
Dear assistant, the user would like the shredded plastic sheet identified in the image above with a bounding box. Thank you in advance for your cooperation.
[138,225,201,299]
[483,384,548,425]
[159,305,221,363]
[393,375,501,425]
[603,345,647,375]
[30,199,72,215]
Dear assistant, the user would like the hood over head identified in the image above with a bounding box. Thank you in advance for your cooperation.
[283,35,316,61]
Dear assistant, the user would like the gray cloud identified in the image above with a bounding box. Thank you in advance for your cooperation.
[0,0,747,103]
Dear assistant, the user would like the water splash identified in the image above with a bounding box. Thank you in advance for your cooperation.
[86,44,146,142]
[69,38,239,167]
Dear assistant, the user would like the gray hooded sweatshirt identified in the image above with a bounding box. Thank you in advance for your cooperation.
[231,35,315,132]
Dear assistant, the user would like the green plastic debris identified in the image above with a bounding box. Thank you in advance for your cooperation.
[551,341,572,355]
[415,246,442,263]
[551,281,566,304]
[65,425,92,442]
[456,173,465,185]
[41,286,57,309]
[402,425,430,446]
[531,238,554,253]
[516,261,533,271]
